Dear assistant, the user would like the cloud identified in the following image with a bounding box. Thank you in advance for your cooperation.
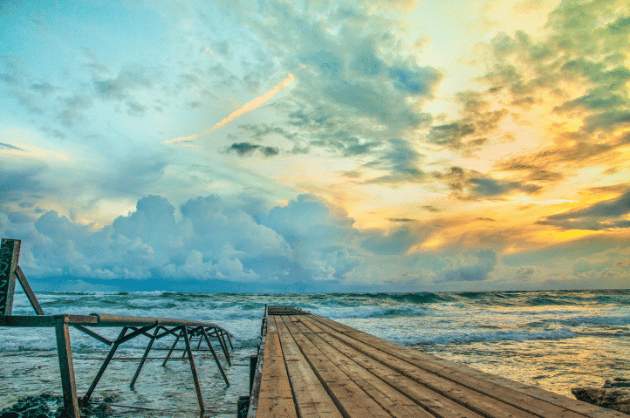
[0,142,23,151]
[365,138,425,184]
[227,142,280,157]
[361,226,427,255]
[438,249,498,282]
[468,176,540,197]
[166,74,295,144]
[206,1,440,183]
[539,188,630,230]
[475,2,630,179]
[435,167,540,199]
[93,66,153,100]
[427,91,507,151]
[0,166,48,205]
[4,193,366,284]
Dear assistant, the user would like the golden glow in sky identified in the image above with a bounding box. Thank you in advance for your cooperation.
[1,0,629,291]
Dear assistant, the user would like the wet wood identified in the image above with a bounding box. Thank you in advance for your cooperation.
[55,315,81,418]
[273,317,343,418]
[251,306,626,418]
[257,329,297,417]
[0,238,20,315]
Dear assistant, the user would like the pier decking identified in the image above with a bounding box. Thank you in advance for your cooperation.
[247,306,625,418]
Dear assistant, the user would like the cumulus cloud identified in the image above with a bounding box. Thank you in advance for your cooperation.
[2,194,367,285]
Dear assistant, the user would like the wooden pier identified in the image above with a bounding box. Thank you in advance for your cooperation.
[246,306,626,418]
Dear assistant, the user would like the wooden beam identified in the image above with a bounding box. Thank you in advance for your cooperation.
[15,265,44,315]
[55,315,81,418]
[0,238,20,315]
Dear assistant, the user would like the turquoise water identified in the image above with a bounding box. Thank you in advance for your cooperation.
[1,290,629,416]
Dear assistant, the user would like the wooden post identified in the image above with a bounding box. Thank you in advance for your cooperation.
[182,326,205,412]
[0,238,21,315]
[55,315,81,418]
[15,265,44,315]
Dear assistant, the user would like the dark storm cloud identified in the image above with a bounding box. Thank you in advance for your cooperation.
[0,166,48,205]
[365,138,424,184]
[427,91,507,151]
[93,66,156,116]
[389,218,416,223]
[421,205,440,213]
[30,81,57,96]
[539,188,630,230]
[496,161,565,183]
[95,153,170,198]
[309,130,380,157]
[227,142,279,157]
[514,266,534,281]
[0,142,23,151]
[469,176,540,197]
[237,124,297,141]
[93,67,153,100]
[434,167,539,199]
[361,227,425,255]
[437,249,498,282]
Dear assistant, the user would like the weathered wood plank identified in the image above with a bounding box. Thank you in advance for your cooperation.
[257,325,297,418]
[290,317,435,418]
[297,316,486,418]
[0,238,20,315]
[303,316,547,418]
[281,316,392,418]
[15,265,44,315]
[311,315,600,418]
[274,316,344,418]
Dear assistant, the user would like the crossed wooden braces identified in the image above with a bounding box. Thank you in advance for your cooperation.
[0,238,233,417]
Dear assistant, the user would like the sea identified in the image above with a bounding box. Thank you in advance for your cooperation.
[1,289,629,417]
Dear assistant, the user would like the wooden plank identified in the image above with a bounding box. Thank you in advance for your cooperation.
[274,316,343,418]
[427,356,629,418]
[0,238,20,315]
[55,315,81,418]
[15,265,44,315]
[281,316,392,418]
[303,316,546,418]
[289,317,435,418]
[0,314,56,327]
[257,325,298,418]
[297,316,486,418]
[311,315,598,418]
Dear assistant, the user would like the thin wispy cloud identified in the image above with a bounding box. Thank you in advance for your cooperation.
[166,73,295,144]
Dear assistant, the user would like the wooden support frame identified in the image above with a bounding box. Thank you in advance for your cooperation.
[1,237,234,415]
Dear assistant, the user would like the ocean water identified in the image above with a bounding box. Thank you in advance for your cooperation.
[1,290,629,416]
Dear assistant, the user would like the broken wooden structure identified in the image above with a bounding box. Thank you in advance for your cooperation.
[0,238,233,417]
[243,305,627,418]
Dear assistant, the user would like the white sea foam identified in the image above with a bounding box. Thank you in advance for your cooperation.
[2,289,630,414]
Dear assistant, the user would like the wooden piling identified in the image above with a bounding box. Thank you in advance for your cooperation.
[55,315,81,418]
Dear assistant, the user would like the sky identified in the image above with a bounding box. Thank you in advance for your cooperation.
[1,0,629,293]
